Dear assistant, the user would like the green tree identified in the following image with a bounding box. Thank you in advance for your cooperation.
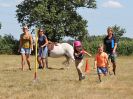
[0,34,19,54]
[111,25,126,40]
[16,0,96,41]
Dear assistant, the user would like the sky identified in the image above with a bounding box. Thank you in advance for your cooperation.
[0,0,133,40]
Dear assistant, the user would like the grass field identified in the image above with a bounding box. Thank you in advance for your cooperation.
[0,55,133,99]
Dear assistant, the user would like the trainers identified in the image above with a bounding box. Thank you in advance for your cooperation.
[79,75,85,81]
[38,65,43,69]
[81,75,85,79]
[29,68,31,70]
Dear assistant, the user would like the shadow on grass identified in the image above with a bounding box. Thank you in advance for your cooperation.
[47,67,65,70]
[2,67,33,72]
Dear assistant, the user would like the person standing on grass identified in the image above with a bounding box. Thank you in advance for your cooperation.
[18,25,33,71]
[94,44,109,82]
[73,41,91,81]
[103,27,118,75]
[37,28,48,69]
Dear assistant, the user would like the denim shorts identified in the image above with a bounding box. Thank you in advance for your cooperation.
[38,46,48,58]
[20,48,31,54]
[97,67,108,74]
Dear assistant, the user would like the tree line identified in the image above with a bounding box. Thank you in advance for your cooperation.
[82,36,133,56]
[0,34,19,54]
[0,34,133,56]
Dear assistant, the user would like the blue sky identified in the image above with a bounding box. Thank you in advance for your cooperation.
[0,0,133,40]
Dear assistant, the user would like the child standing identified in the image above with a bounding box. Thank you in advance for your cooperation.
[94,44,109,82]
[73,41,91,81]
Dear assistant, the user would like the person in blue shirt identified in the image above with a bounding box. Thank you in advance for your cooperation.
[37,28,48,69]
[103,27,118,75]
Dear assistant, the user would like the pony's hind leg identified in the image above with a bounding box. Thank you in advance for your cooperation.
[62,55,70,68]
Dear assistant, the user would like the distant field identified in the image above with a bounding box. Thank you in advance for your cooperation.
[0,55,133,99]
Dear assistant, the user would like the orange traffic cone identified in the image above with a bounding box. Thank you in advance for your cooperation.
[85,58,90,73]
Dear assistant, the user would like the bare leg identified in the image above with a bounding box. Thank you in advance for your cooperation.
[98,74,102,82]
[45,57,48,68]
[40,57,49,69]
[108,60,112,75]
[112,62,116,75]
[77,64,83,75]
[26,54,31,70]
[41,58,45,69]
[37,56,42,66]
[108,67,112,75]
[21,54,25,71]
[75,60,85,81]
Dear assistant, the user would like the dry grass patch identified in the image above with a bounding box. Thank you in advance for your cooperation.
[0,55,133,99]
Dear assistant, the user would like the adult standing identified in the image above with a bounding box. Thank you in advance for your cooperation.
[103,27,118,75]
[37,28,48,69]
[18,26,33,71]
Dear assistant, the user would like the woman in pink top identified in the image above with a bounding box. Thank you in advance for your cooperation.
[94,44,109,82]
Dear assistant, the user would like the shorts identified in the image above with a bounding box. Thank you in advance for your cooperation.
[20,48,31,54]
[38,46,48,58]
[108,53,117,63]
[97,67,108,74]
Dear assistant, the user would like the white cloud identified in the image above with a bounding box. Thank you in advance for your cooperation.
[0,3,12,8]
[102,0,124,8]
[16,0,24,4]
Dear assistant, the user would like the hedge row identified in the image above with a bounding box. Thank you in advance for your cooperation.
[0,35,19,54]
[0,34,133,56]
[82,37,133,56]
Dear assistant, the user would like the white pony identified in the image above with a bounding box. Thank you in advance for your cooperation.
[47,42,75,67]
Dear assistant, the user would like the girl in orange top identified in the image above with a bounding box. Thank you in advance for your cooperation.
[94,44,109,82]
